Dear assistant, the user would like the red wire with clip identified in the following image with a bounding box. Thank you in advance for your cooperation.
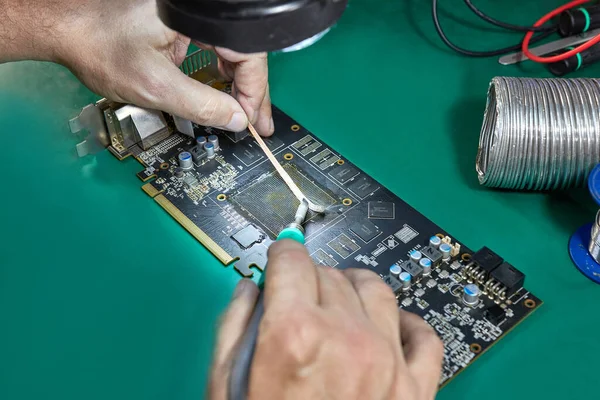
[522,0,599,63]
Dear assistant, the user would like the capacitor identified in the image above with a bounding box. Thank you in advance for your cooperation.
[196,136,207,147]
[463,284,480,306]
[429,235,442,248]
[208,134,220,150]
[204,142,215,158]
[174,167,184,178]
[389,264,402,278]
[409,250,422,262]
[399,272,411,291]
[439,243,452,261]
[178,151,193,170]
[419,258,432,276]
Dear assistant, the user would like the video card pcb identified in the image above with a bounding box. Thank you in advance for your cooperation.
[70,50,541,386]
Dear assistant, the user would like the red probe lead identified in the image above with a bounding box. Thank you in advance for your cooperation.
[522,0,599,63]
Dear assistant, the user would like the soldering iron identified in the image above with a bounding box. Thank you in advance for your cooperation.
[228,200,310,400]
[156,0,349,53]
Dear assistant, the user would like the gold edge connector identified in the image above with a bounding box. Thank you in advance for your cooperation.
[153,194,234,265]
[141,183,162,198]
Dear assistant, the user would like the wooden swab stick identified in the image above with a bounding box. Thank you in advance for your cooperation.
[247,123,326,213]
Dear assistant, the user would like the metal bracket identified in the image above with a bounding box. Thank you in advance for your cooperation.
[69,100,111,157]
[70,49,221,157]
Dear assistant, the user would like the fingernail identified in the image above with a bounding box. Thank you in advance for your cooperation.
[269,118,274,134]
[232,279,254,299]
[224,112,247,132]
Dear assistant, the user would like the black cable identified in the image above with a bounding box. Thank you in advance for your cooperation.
[433,0,557,57]
[464,0,557,32]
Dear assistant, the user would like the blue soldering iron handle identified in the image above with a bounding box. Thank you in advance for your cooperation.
[228,227,305,400]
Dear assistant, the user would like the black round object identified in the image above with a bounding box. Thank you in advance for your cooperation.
[559,9,586,37]
[547,58,576,77]
[157,0,349,53]
[558,6,600,37]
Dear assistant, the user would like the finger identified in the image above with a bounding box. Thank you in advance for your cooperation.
[264,240,319,308]
[343,268,401,341]
[400,310,444,397]
[315,266,363,311]
[209,279,260,400]
[214,48,270,134]
[218,57,235,82]
[255,83,274,136]
[144,56,248,132]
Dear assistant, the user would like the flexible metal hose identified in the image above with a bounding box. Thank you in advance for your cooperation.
[476,77,600,190]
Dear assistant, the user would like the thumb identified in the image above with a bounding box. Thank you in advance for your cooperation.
[208,279,259,400]
[150,58,249,132]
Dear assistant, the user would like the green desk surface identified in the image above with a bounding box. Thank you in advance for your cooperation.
[1,1,600,399]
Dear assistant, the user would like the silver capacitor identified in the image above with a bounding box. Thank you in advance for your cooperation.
[204,142,215,158]
[429,235,442,248]
[439,243,452,261]
[463,284,480,306]
[196,136,207,147]
[419,258,432,276]
[208,134,219,150]
[409,250,422,262]
[389,264,402,278]
[399,272,411,291]
[178,151,193,170]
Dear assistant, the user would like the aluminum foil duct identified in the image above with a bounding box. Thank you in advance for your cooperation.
[476,77,600,190]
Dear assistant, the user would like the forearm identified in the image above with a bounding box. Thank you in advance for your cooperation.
[0,0,75,63]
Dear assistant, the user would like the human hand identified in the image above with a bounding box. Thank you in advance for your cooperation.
[36,0,273,135]
[209,240,444,399]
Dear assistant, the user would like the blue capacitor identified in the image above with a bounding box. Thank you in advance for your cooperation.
[208,134,220,150]
[196,136,207,147]
[204,142,215,158]
[389,264,402,277]
[409,250,422,262]
[399,272,411,290]
[463,284,480,306]
[429,235,442,248]
[178,151,193,170]
[439,243,452,260]
[419,257,432,275]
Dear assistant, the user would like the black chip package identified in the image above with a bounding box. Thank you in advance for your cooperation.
[231,225,264,249]
[234,143,263,166]
[368,201,395,219]
[349,219,380,243]
[401,260,424,279]
[383,275,402,294]
[484,305,505,325]
[329,164,359,184]
[348,176,379,199]
[490,262,525,295]
[472,246,504,273]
